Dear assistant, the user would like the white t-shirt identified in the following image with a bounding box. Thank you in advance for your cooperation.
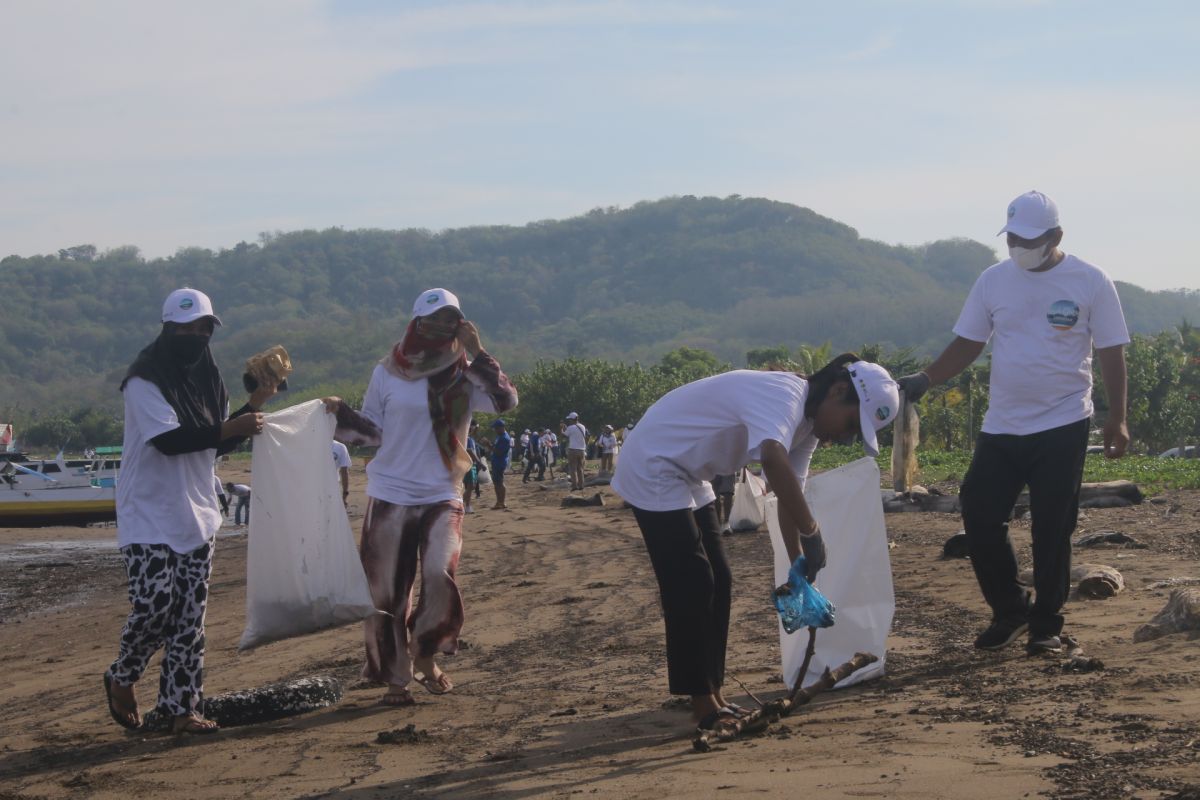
[360,364,503,505]
[116,377,224,553]
[953,254,1130,436]
[331,440,352,470]
[564,422,588,451]
[611,370,818,511]
[599,433,617,453]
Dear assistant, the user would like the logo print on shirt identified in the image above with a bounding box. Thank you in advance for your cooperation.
[1047,300,1080,330]
[876,406,891,422]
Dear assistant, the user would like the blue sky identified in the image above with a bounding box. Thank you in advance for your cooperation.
[3,1,1197,290]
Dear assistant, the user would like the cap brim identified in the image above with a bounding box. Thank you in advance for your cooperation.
[997,222,1051,239]
[858,405,880,457]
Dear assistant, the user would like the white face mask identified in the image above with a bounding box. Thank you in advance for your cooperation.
[1009,244,1049,271]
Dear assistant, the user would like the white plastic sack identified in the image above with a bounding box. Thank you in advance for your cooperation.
[240,400,375,651]
[766,457,894,688]
[729,469,769,531]
[476,463,493,486]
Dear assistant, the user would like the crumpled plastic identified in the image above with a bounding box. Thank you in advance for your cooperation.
[243,344,293,393]
[772,554,836,633]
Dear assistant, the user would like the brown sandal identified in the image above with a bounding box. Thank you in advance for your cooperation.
[379,688,415,706]
[172,714,219,735]
[414,671,454,695]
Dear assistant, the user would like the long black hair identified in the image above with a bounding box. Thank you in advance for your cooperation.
[801,352,861,419]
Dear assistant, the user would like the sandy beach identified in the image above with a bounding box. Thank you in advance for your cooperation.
[1,458,1198,799]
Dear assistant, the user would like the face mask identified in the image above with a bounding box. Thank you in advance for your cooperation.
[168,334,211,365]
[417,318,460,341]
[1009,244,1050,271]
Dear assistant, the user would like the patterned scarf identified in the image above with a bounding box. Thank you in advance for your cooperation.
[381,318,474,482]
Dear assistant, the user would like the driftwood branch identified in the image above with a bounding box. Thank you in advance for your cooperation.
[692,628,878,753]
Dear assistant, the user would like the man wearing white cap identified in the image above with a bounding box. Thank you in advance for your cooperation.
[611,354,898,736]
[563,411,588,491]
[897,190,1130,656]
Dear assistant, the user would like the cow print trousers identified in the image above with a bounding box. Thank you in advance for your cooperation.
[109,541,213,718]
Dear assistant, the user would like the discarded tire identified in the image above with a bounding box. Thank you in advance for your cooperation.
[141,674,343,731]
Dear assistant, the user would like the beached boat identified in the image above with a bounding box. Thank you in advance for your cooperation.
[0,451,119,526]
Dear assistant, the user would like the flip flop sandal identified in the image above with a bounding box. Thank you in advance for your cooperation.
[379,689,416,707]
[172,715,219,735]
[415,672,453,695]
[103,672,141,731]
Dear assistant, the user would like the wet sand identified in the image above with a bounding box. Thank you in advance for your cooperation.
[1,459,1198,799]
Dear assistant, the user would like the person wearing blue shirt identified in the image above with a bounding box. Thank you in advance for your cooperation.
[490,419,512,510]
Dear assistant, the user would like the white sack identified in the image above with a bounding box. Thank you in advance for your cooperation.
[729,469,769,531]
[240,400,374,651]
[766,457,894,688]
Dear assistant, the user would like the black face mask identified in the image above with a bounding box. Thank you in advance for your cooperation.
[167,334,211,366]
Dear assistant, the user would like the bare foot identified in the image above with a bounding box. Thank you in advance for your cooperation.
[172,714,218,734]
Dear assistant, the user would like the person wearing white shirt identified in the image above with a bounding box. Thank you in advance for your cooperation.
[597,425,618,474]
[611,356,899,736]
[331,440,352,505]
[897,190,1130,656]
[563,412,589,490]
[106,288,276,736]
[323,289,517,706]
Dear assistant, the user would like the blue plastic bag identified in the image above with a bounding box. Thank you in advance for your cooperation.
[772,555,836,633]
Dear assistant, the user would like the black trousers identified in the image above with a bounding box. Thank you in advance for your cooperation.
[632,502,731,696]
[522,454,544,481]
[960,418,1089,637]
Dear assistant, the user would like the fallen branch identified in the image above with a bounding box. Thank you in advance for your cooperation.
[691,633,878,753]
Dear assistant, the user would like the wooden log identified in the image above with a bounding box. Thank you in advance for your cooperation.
[1133,587,1200,643]
[1019,563,1124,598]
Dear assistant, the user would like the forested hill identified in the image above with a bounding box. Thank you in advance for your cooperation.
[3,195,1198,413]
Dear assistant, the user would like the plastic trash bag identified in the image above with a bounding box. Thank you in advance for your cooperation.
[476,462,492,486]
[729,468,769,531]
[773,554,836,632]
[239,400,375,650]
[766,457,894,689]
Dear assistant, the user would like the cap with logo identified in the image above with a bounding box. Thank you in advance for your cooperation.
[412,288,462,318]
[162,287,222,326]
[565,412,579,420]
[847,361,900,457]
[997,190,1059,240]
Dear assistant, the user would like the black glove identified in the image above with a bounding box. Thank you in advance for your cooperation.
[799,526,826,583]
[896,372,931,403]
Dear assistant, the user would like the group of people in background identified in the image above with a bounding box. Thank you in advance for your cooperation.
[104,190,1131,741]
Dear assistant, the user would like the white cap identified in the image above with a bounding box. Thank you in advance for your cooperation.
[566,411,579,420]
[847,361,900,457]
[412,288,461,318]
[997,190,1059,239]
[162,287,222,326]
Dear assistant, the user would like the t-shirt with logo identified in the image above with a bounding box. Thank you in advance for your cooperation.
[611,370,818,511]
[117,377,226,553]
[953,254,1129,436]
[359,364,507,505]
[331,440,352,470]
[564,423,588,451]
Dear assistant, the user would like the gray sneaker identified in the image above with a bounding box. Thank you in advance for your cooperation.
[974,618,1029,650]
[1026,633,1063,656]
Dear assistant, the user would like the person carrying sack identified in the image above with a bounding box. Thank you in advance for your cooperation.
[322,289,517,706]
[611,355,899,737]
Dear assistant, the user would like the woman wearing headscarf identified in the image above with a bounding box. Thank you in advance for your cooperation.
[105,288,278,734]
[611,354,899,737]
[323,289,518,706]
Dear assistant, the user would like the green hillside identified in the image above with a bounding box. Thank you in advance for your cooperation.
[3,195,1198,417]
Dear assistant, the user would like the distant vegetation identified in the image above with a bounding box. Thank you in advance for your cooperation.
[3,195,1198,453]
